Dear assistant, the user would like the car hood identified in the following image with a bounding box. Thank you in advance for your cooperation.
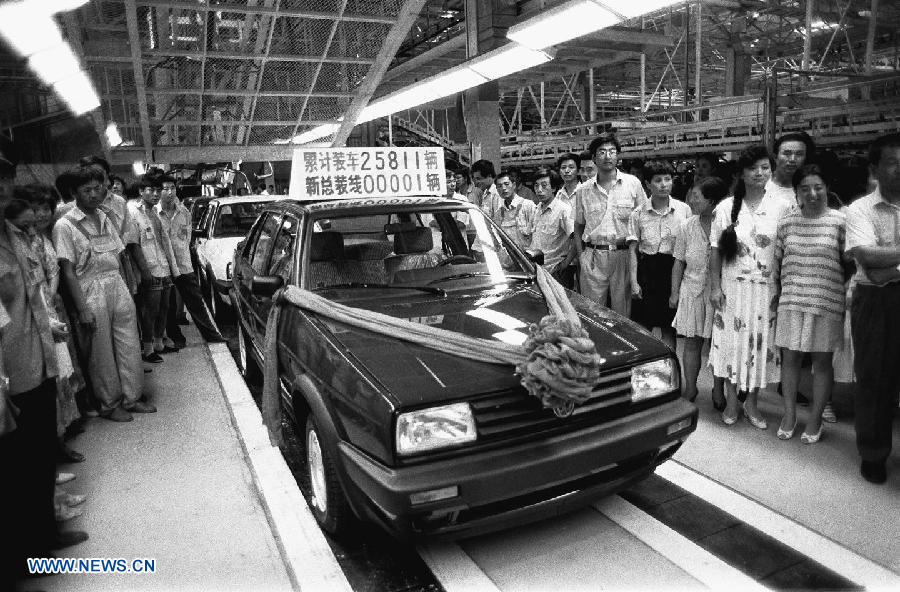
[312,284,670,409]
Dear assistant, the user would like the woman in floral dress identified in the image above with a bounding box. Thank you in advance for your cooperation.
[709,146,793,427]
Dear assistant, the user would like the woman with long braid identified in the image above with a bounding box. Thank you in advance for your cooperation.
[709,146,793,427]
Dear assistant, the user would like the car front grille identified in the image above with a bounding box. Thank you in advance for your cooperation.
[470,367,633,441]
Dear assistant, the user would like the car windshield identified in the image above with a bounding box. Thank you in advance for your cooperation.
[305,204,533,291]
[213,202,271,237]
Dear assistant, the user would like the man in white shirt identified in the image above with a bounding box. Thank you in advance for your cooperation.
[487,171,536,251]
[767,132,815,204]
[157,177,225,347]
[530,166,575,287]
[555,152,581,208]
[574,133,646,316]
[469,159,500,215]
[845,132,900,485]
[129,175,177,363]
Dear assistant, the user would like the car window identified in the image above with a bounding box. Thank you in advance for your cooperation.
[199,203,216,234]
[304,205,529,290]
[242,213,267,260]
[268,216,299,281]
[214,201,271,237]
[191,202,209,229]
[249,213,281,274]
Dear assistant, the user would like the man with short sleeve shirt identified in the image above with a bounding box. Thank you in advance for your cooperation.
[844,133,900,485]
[157,177,225,347]
[530,166,575,287]
[574,133,646,316]
[129,175,178,363]
[555,152,581,208]
[487,171,536,251]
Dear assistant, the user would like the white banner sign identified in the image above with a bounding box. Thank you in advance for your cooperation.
[289,147,446,200]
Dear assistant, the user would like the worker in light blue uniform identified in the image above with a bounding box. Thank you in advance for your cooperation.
[53,164,154,422]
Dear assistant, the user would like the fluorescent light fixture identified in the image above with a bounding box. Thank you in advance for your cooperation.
[361,66,486,121]
[468,44,551,80]
[106,123,123,147]
[507,0,619,50]
[0,4,64,56]
[52,71,100,115]
[28,44,82,85]
[133,161,145,176]
[507,0,681,50]
[290,123,339,145]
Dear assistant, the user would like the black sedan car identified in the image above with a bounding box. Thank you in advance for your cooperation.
[231,196,696,539]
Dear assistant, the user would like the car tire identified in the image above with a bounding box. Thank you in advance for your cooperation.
[237,323,262,385]
[205,271,218,318]
[305,415,352,537]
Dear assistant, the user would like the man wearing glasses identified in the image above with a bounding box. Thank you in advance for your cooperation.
[573,133,647,317]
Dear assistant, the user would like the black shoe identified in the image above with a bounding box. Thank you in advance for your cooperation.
[142,352,164,363]
[860,461,887,484]
[51,530,89,549]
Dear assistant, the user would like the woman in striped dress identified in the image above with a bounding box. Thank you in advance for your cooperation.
[710,146,793,427]
[772,165,846,443]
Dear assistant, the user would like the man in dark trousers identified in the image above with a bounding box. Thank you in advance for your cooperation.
[845,132,900,485]
[157,175,226,346]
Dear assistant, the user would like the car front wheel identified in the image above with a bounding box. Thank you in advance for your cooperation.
[236,323,262,385]
[305,415,352,536]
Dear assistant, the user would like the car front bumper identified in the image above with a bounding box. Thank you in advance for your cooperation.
[337,397,697,539]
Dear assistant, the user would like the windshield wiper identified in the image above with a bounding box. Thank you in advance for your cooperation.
[317,282,446,296]
[427,272,534,286]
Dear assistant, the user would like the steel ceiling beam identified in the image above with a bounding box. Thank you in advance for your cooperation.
[149,119,334,126]
[382,32,466,83]
[124,0,154,161]
[131,0,397,24]
[140,49,376,65]
[108,144,301,164]
[333,0,430,144]
[146,88,355,97]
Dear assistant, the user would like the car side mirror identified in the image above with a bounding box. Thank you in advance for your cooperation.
[250,275,284,298]
[525,249,545,265]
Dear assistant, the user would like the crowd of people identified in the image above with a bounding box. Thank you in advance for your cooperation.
[1,130,898,582]
[448,130,900,487]
[0,146,225,583]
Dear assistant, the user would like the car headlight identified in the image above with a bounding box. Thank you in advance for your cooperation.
[396,402,477,455]
[631,358,679,402]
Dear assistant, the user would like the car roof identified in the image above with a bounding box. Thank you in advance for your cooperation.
[208,194,290,205]
[262,196,474,217]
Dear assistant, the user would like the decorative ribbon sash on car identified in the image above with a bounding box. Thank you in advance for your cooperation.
[261,266,602,447]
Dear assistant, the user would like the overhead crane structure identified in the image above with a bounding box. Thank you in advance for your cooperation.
[0,0,898,169]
